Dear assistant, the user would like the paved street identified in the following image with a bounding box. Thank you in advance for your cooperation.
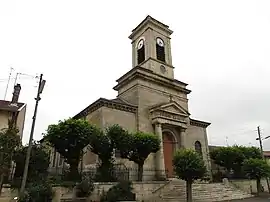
[232,195,270,202]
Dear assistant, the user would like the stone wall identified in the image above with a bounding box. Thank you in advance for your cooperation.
[229,178,269,194]
[16,105,26,139]
[0,111,9,131]
[51,181,167,202]
[186,124,212,175]
[92,181,166,201]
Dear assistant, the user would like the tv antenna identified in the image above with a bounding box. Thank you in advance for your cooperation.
[3,67,14,100]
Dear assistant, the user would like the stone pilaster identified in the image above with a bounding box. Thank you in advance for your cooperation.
[155,123,166,178]
[180,128,186,148]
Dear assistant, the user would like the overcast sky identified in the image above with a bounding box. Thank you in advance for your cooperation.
[0,0,270,149]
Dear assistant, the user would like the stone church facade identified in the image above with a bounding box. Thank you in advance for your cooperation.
[73,16,212,179]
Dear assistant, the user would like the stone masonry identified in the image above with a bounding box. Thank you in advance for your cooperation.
[49,15,213,180]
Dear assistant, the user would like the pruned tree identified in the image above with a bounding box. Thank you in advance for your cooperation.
[0,123,20,194]
[239,146,262,160]
[88,127,115,182]
[243,158,270,195]
[128,132,160,181]
[210,146,262,177]
[173,149,207,202]
[106,125,130,158]
[45,118,98,181]
[108,126,160,181]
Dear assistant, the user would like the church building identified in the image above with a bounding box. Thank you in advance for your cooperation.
[73,16,212,179]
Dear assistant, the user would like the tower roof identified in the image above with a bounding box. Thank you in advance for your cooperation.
[129,15,173,39]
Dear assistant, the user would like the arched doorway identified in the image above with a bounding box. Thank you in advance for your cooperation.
[163,131,176,178]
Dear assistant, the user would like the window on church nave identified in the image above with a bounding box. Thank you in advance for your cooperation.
[156,37,165,62]
[195,141,202,156]
[137,39,145,64]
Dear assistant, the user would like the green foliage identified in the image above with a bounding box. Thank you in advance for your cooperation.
[100,181,135,202]
[88,126,114,161]
[0,125,20,175]
[75,173,94,198]
[239,146,262,160]
[45,118,98,180]
[210,146,262,177]
[18,180,54,202]
[95,161,116,182]
[13,143,50,187]
[124,132,161,165]
[108,125,161,181]
[106,125,130,158]
[87,125,115,182]
[243,158,270,180]
[173,149,207,182]
[210,146,244,173]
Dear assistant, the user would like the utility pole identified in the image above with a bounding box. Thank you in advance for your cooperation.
[19,74,46,195]
[258,126,263,156]
[257,126,270,193]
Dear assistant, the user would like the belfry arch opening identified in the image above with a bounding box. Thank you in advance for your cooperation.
[156,37,165,62]
[137,39,145,64]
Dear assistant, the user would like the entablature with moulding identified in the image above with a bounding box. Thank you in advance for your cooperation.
[149,101,189,129]
[113,66,191,94]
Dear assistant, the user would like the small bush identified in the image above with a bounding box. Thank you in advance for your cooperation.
[76,173,95,198]
[212,170,225,182]
[95,162,117,182]
[100,180,136,202]
[18,180,54,202]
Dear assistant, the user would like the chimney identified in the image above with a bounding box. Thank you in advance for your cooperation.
[11,84,21,103]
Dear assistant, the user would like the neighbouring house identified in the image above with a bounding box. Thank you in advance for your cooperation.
[0,84,27,139]
[263,151,270,165]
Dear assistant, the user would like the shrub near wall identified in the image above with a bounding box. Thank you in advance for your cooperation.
[100,181,135,202]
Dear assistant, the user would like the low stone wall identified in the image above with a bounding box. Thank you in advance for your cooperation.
[0,181,167,202]
[92,181,166,201]
[52,181,167,202]
[0,185,18,198]
[229,178,268,194]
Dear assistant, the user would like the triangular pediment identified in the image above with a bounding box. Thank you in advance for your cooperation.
[150,101,190,117]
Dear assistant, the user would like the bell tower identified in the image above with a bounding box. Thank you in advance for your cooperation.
[129,15,174,78]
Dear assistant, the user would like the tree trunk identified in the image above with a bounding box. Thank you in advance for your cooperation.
[138,163,144,181]
[186,179,192,202]
[69,162,80,181]
[0,173,4,196]
[256,178,261,196]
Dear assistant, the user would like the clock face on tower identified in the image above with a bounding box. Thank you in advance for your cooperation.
[137,39,144,49]
[156,37,164,47]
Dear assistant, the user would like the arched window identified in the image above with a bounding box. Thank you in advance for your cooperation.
[156,37,165,62]
[137,39,145,64]
[195,141,202,155]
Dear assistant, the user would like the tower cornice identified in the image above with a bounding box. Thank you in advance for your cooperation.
[129,15,173,39]
[113,66,191,94]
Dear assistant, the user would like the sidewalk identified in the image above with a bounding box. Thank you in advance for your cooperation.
[232,193,270,201]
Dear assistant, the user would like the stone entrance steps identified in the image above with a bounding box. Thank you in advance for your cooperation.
[154,179,253,202]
